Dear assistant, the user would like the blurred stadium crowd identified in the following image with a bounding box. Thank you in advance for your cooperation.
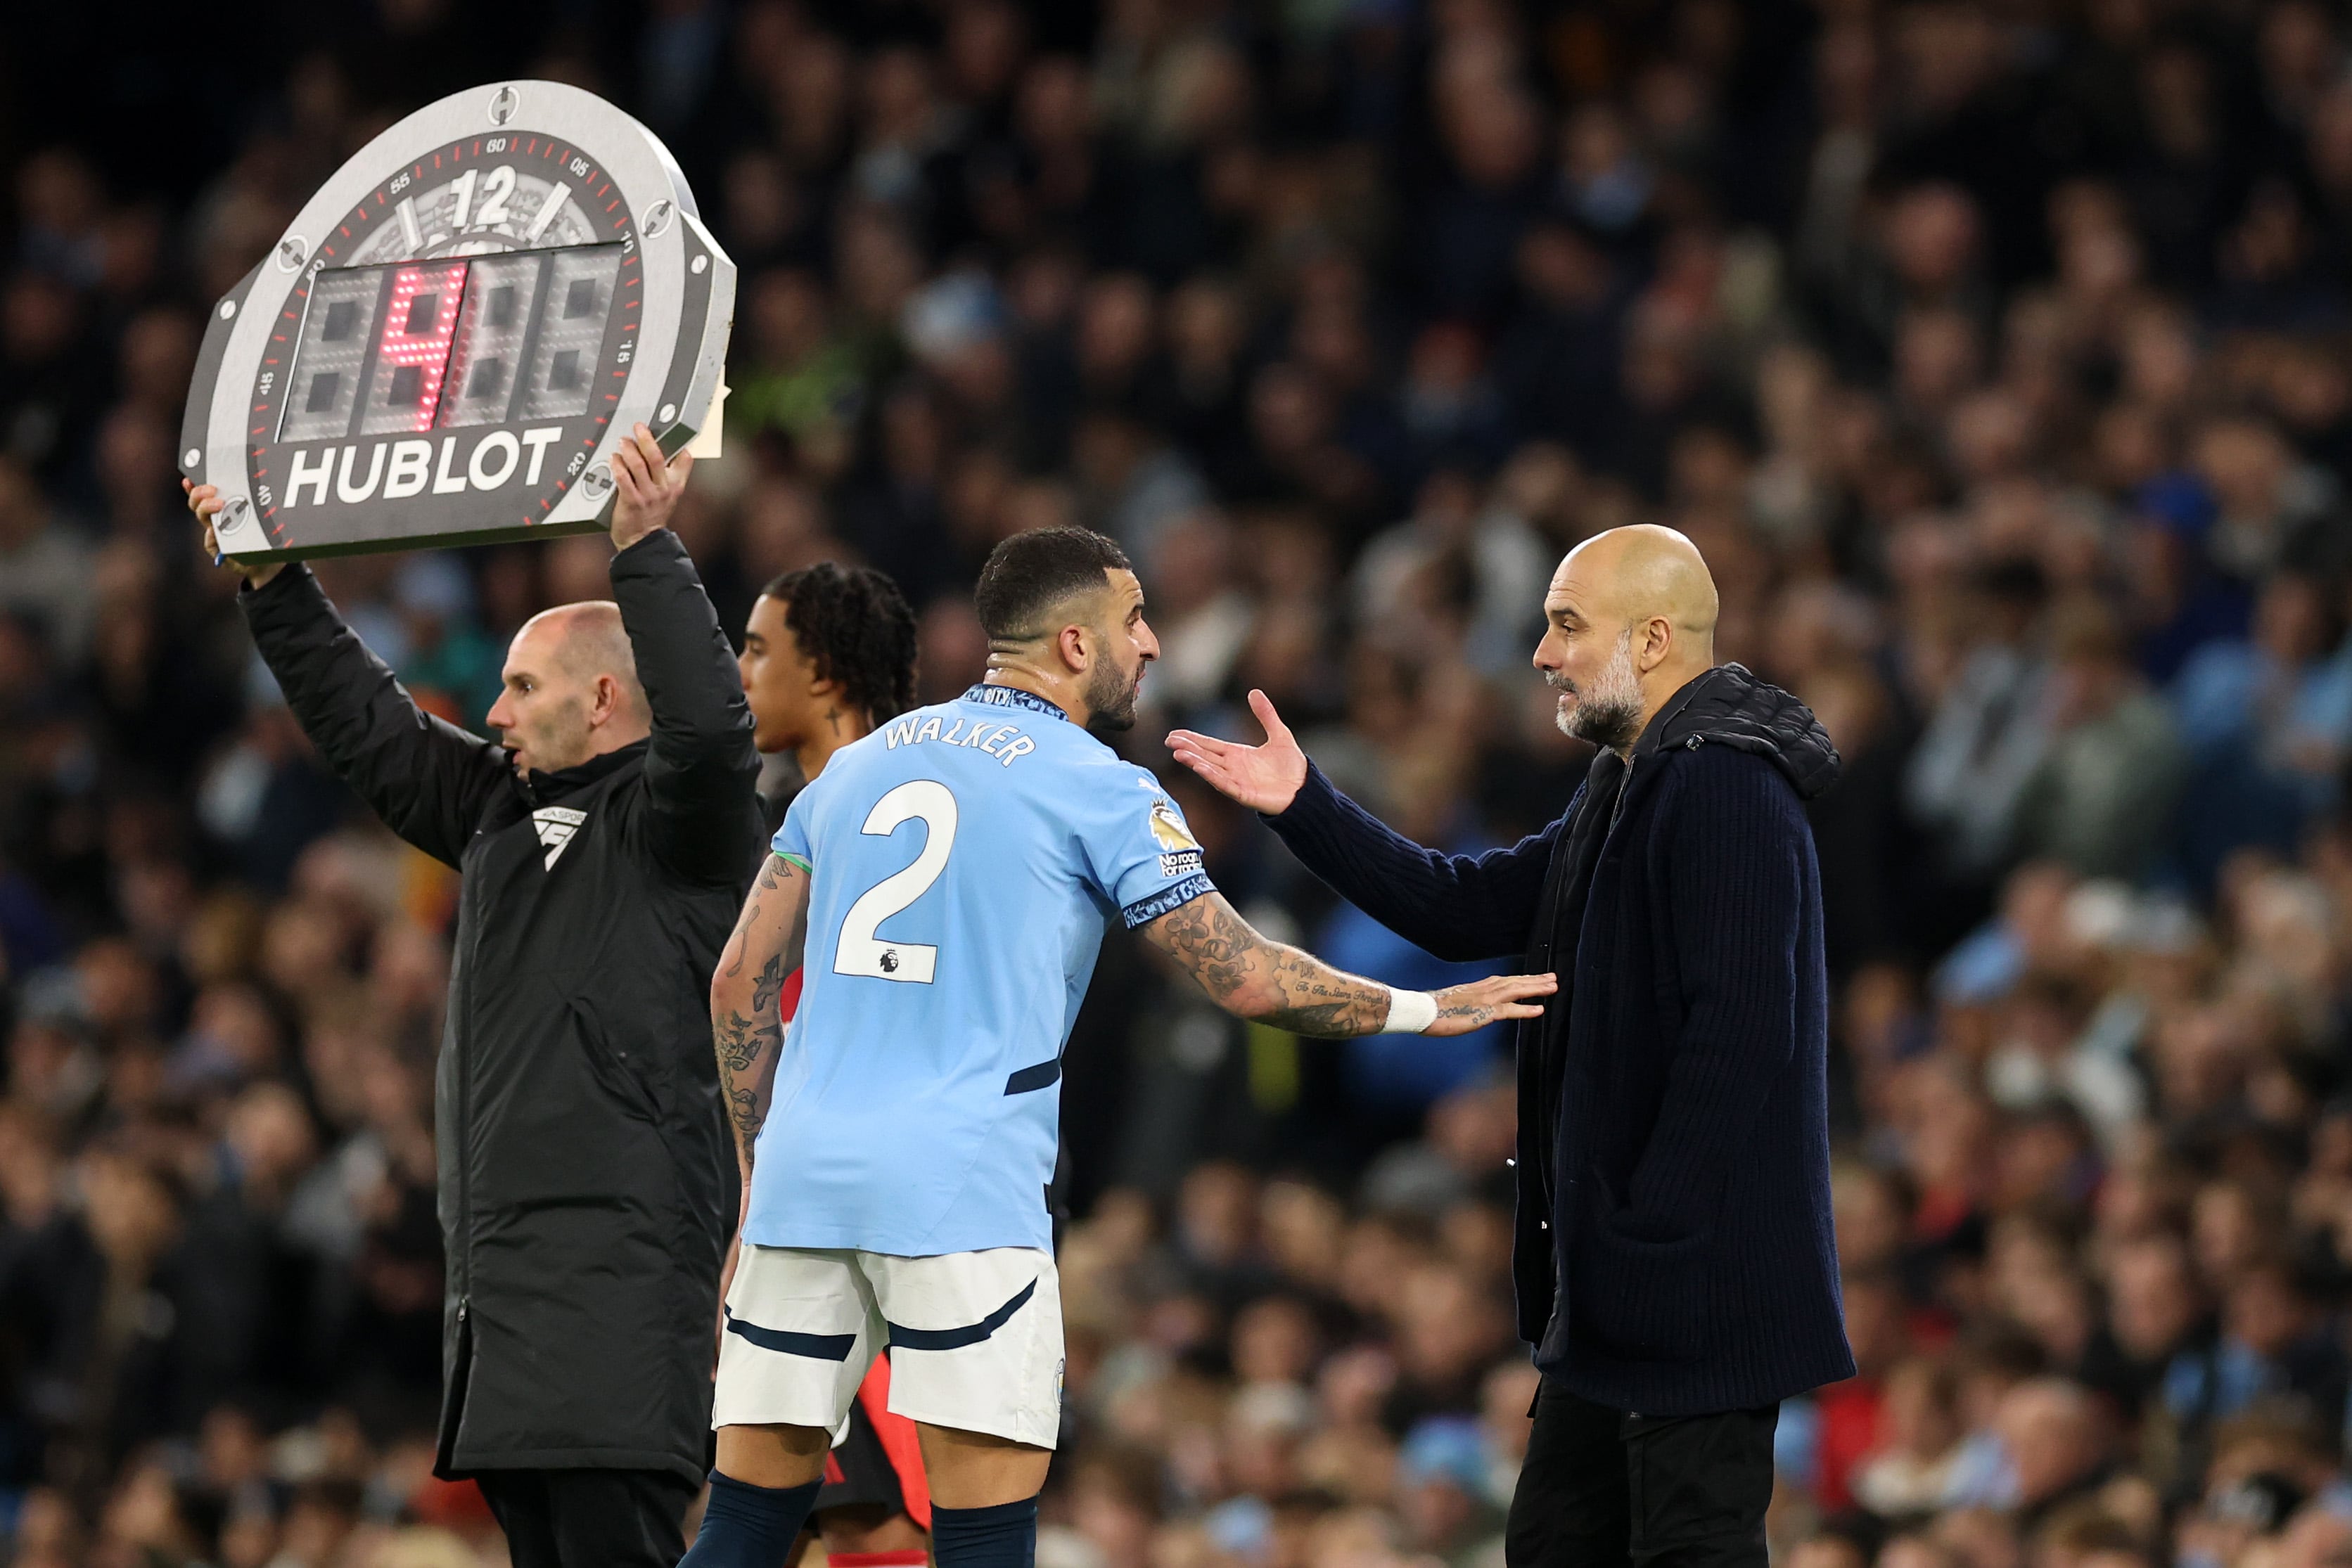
[16,0,2352,1564]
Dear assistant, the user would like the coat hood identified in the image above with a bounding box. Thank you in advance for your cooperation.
[1637,664,1843,801]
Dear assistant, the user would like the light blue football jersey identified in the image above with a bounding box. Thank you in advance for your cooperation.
[748,683,1215,1255]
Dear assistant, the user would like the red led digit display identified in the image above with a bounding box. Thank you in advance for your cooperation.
[373,262,470,430]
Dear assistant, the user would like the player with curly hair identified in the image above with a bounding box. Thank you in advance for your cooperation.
[729,561,930,1568]
[741,563,921,800]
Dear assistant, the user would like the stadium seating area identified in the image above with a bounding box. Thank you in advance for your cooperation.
[11,0,2352,1564]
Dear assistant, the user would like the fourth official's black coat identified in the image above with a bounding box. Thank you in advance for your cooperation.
[240,530,761,1485]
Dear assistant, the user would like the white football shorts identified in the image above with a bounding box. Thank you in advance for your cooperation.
[714,1244,1064,1450]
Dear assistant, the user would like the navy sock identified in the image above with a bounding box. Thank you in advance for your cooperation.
[678,1472,822,1568]
[931,1495,1041,1568]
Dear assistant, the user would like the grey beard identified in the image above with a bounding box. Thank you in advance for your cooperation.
[1085,658,1138,733]
[1550,632,1643,751]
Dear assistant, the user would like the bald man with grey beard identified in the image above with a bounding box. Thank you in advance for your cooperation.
[1172,526,1855,1568]
[187,427,763,1568]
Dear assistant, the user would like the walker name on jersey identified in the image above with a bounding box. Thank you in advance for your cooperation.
[880,712,1038,766]
[274,427,570,508]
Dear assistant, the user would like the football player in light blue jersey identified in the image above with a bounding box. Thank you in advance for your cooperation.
[682,528,1555,1568]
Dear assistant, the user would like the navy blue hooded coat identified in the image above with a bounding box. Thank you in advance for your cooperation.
[1266,664,1855,1415]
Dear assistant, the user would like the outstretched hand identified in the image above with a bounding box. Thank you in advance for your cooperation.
[182,478,284,589]
[1168,689,1310,815]
[608,422,695,551]
[1426,972,1557,1036]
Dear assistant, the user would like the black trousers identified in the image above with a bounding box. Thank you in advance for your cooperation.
[1505,1380,1778,1568]
[476,1467,700,1568]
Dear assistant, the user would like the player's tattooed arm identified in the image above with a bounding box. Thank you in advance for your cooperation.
[1140,892,1557,1039]
[1140,892,1390,1036]
[710,853,810,1177]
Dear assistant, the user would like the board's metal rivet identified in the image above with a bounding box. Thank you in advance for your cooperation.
[658,403,676,423]
[184,448,200,467]
[489,85,518,125]
[219,299,236,319]
[690,255,708,275]
[643,199,675,238]
[276,236,308,272]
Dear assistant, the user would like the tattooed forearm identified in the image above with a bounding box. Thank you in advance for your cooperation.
[750,951,787,1017]
[727,1088,762,1168]
[717,1008,781,1075]
[711,854,810,1176]
[715,1004,778,1174]
[1141,893,1392,1037]
[1258,948,1388,1035]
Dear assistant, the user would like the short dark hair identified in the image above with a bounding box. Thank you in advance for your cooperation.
[761,563,919,724]
[973,527,1132,642]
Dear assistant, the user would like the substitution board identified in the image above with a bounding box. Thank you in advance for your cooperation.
[181,80,733,560]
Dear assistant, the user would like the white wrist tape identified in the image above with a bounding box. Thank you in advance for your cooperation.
[1381,988,1440,1034]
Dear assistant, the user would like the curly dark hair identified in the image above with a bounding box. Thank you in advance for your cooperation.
[761,563,919,724]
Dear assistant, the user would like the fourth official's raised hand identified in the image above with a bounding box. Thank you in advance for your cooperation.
[608,421,695,551]
[182,478,284,590]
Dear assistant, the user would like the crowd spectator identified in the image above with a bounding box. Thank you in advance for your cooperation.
[19,2,2352,1567]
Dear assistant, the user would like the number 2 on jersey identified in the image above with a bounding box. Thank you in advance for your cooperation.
[833,780,958,984]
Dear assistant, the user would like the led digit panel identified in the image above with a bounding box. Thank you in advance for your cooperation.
[357,262,469,435]
[276,245,627,445]
[276,266,383,442]
[519,248,625,420]
[440,254,544,427]
[182,82,731,560]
